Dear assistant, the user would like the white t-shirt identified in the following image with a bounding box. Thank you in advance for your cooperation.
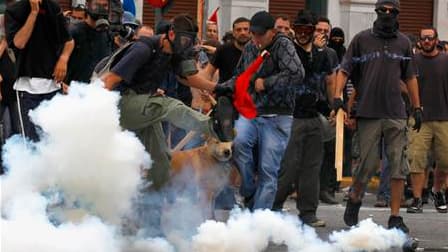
[14,77,61,94]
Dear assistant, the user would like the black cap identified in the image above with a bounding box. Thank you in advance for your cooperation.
[250,11,275,34]
[375,0,400,10]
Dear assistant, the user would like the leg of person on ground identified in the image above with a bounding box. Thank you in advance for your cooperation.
[383,119,410,233]
[232,116,258,209]
[345,119,382,227]
[252,116,292,210]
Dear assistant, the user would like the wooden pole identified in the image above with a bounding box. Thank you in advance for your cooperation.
[335,109,344,181]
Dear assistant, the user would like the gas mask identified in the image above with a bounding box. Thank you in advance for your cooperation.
[87,2,110,32]
[171,31,197,57]
[169,30,199,78]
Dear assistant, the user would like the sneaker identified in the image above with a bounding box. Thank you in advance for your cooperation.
[300,215,326,227]
[344,198,362,226]
[406,198,423,213]
[374,197,388,208]
[211,96,235,142]
[388,215,409,234]
[432,191,448,213]
[320,191,338,205]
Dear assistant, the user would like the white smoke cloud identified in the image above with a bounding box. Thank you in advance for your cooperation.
[1,83,153,252]
[0,83,408,252]
[192,209,407,252]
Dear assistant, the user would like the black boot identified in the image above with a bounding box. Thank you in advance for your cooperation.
[320,190,338,204]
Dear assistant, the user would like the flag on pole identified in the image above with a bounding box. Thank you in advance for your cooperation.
[207,6,219,24]
[233,50,270,119]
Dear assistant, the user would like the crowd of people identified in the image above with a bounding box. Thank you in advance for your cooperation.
[1,0,447,237]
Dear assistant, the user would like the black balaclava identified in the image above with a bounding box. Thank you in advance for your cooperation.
[328,27,346,62]
[373,0,400,39]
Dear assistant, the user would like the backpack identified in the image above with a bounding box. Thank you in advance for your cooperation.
[91,41,134,81]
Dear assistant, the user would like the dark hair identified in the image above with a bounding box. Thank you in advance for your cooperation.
[420,26,438,39]
[172,14,198,33]
[293,10,317,26]
[275,14,290,22]
[317,16,330,25]
[222,31,234,43]
[232,17,250,29]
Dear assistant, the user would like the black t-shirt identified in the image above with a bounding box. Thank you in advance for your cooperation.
[415,53,448,121]
[294,44,333,117]
[5,0,72,79]
[66,22,112,84]
[211,42,242,83]
[340,29,416,119]
[0,51,16,105]
[111,36,172,94]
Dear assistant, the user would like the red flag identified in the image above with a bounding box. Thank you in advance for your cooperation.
[147,0,169,8]
[233,50,269,119]
[207,7,219,24]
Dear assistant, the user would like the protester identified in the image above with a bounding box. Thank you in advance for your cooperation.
[273,10,334,227]
[204,17,250,83]
[5,0,74,141]
[408,27,448,214]
[328,27,346,63]
[274,14,291,36]
[66,0,113,84]
[206,21,219,41]
[332,0,421,233]
[221,11,304,210]
[100,14,235,236]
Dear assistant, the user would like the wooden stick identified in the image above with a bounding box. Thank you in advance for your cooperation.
[172,94,216,152]
[335,109,344,181]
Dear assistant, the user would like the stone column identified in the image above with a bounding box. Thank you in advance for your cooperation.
[434,0,448,39]
[339,0,376,43]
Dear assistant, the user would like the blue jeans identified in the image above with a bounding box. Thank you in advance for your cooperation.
[233,115,292,210]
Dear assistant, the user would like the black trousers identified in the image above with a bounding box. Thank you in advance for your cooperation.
[273,117,323,218]
[320,139,338,193]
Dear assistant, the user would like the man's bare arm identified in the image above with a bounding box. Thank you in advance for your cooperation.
[101,72,123,90]
[406,76,421,108]
[334,70,348,99]
[13,0,40,49]
[177,74,216,92]
[326,72,336,102]
[53,39,74,82]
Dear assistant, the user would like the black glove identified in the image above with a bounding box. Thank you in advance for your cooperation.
[214,83,234,98]
[332,97,345,112]
[413,107,423,132]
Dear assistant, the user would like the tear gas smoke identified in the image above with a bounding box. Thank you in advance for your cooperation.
[1,82,408,252]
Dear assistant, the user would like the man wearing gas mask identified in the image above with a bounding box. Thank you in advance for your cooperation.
[100,14,235,237]
[65,0,113,84]
[272,10,335,227]
[332,0,421,233]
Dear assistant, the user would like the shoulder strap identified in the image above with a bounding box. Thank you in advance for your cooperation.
[91,41,134,81]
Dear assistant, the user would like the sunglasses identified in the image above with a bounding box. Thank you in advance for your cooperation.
[315,28,329,34]
[420,36,436,42]
[73,4,86,10]
[293,25,314,35]
[376,6,399,15]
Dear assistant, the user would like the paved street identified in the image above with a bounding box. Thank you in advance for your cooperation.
[262,192,448,252]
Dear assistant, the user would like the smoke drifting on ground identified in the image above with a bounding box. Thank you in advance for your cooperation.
[1,83,407,252]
